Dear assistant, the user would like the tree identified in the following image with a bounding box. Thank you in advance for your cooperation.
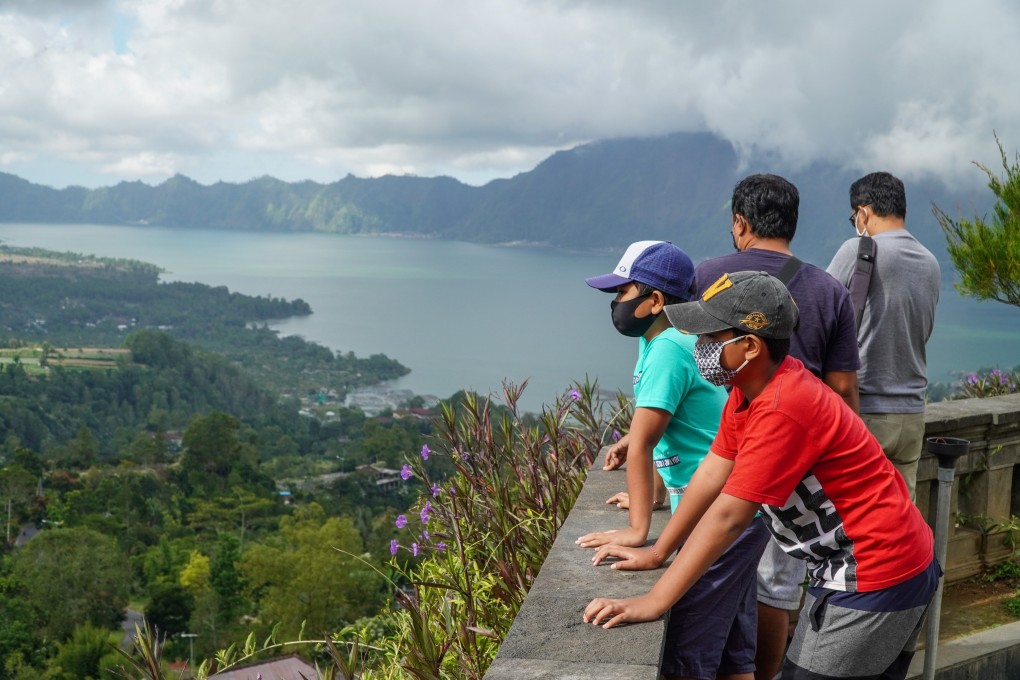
[0,465,36,543]
[46,623,122,680]
[10,527,131,640]
[241,503,385,639]
[145,583,194,638]
[186,487,279,543]
[67,425,99,468]
[934,136,1020,307]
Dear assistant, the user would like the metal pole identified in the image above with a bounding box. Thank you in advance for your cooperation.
[181,632,197,675]
[922,437,969,680]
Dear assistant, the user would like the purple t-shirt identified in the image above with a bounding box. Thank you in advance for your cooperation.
[694,249,861,377]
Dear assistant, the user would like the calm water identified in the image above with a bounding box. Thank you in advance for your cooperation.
[1,223,1017,412]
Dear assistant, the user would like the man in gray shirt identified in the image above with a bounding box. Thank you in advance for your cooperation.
[827,172,940,500]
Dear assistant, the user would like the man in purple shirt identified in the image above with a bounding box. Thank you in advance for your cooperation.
[693,173,861,680]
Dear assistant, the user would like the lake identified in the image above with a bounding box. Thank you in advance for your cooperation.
[1,223,1018,412]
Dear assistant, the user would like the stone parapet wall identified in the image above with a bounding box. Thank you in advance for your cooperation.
[920,393,1020,582]
[487,394,1020,678]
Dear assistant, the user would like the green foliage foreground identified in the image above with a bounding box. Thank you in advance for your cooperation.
[934,136,1020,308]
[115,380,628,679]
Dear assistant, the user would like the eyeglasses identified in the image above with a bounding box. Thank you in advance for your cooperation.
[848,208,858,227]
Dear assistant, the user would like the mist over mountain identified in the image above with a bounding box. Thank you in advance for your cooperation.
[0,132,991,267]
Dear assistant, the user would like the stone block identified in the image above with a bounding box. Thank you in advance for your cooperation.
[945,528,983,582]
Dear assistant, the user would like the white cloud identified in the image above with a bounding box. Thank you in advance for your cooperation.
[0,0,1018,188]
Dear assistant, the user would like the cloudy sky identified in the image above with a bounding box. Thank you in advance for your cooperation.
[1,0,1018,189]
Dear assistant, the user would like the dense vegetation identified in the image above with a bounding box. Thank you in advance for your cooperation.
[116,382,624,679]
[0,131,985,264]
[0,252,439,678]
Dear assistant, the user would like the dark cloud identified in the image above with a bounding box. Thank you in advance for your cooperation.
[1,0,1018,188]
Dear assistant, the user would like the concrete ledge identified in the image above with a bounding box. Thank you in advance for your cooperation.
[907,621,1020,680]
[485,449,671,679]
[489,396,1020,678]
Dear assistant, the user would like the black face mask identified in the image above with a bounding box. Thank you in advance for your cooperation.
[610,292,657,337]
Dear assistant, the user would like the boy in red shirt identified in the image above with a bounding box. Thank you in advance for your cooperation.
[584,271,937,680]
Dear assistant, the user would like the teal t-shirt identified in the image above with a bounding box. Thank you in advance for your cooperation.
[634,327,727,512]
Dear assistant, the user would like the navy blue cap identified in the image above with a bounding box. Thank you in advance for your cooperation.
[585,241,695,300]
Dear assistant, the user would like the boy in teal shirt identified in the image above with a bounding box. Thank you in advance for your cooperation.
[577,241,769,678]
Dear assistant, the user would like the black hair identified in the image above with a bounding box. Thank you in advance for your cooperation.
[731,174,799,241]
[637,283,688,307]
[849,172,907,218]
[731,329,791,363]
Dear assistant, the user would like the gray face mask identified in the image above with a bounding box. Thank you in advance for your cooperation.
[693,336,748,386]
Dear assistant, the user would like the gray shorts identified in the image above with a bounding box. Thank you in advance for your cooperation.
[781,559,939,679]
[756,537,806,610]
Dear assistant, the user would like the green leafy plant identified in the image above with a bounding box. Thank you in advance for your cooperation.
[933,135,1020,308]
[334,378,621,678]
[1004,590,1020,618]
[956,367,1020,398]
[158,379,621,679]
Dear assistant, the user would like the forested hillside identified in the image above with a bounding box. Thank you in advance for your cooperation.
[0,250,452,677]
[0,132,989,266]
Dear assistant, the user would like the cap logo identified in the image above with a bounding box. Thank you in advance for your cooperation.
[739,312,770,330]
[702,273,732,301]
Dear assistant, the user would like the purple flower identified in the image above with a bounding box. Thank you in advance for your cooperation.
[412,542,420,557]
[400,464,412,480]
[437,541,446,552]
[420,501,432,525]
[570,389,581,401]
[420,529,430,541]
[966,374,978,386]
[390,539,399,556]
[420,444,430,460]
[611,429,621,442]
[395,514,408,529]
[431,484,442,498]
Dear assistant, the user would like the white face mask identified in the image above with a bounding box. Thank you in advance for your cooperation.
[854,208,869,237]
[693,336,748,386]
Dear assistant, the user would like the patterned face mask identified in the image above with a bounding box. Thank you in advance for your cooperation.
[693,336,748,386]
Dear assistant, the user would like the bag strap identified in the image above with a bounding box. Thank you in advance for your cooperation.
[847,236,877,333]
[775,255,804,286]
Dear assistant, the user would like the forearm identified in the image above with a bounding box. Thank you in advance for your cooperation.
[653,473,667,506]
[652,452,732,556]
[647,495,757,611]
[625,451,653,540]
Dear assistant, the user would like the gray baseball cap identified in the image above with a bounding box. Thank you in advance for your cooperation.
[663,270,798,339]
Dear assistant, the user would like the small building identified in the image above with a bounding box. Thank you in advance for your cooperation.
[209,654,320,680]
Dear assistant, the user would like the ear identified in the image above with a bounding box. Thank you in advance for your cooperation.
[732,213,751,240]
[742,334,764,362]
[648,290,666,313]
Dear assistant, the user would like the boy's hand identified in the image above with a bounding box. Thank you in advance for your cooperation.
[583,593,663,629]
[603,434,630,470]
[605,492,665,511]
[590,544,664,570]
[575,526,646,549]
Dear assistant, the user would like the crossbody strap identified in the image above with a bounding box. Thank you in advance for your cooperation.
[775,255,804,286]
[847,236,876,334]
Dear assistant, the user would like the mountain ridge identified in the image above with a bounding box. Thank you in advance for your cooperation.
[0,132,992,266]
